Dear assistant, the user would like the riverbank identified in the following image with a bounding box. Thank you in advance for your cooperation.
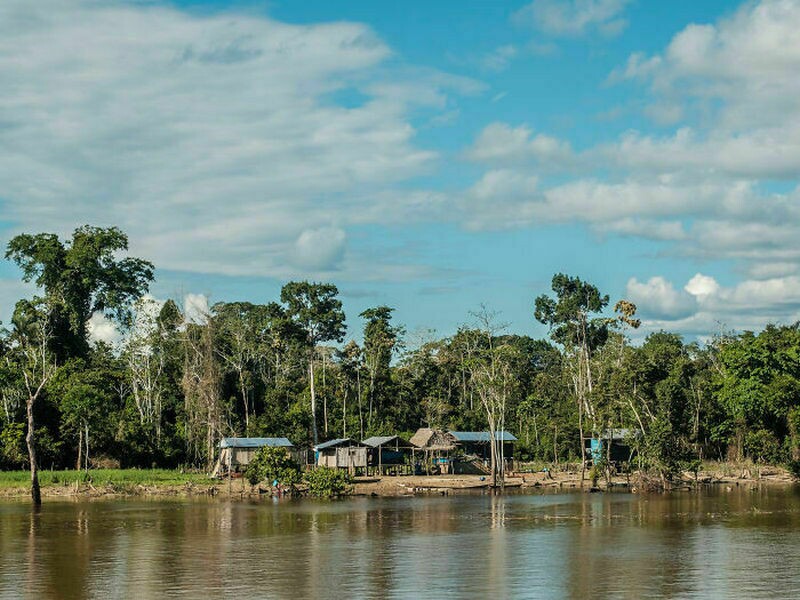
[0,461,795,499]
[351,461,796,496]
[0,469,218,499]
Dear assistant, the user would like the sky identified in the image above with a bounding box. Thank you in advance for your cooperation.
[2,0,800,344]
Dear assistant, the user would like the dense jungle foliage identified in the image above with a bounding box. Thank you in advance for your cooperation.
[2,226,800,483]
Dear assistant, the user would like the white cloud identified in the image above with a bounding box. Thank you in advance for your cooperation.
[0,0,475,282]
[466,123,574,165]
[684,273,721,299]
[598,218,686,241]
[481,45,518,72]
[513,0,631,37]
[87,311,121,346]
[184,293,210,325]
[626,276,696,320]
[630,272,800,337]
[290,227,347,271]
[459,0,800,298]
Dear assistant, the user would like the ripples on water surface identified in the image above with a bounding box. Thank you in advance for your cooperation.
[1,486,800,599]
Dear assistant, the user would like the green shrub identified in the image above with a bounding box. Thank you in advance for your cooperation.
[304,467,352,498]
[244,446,302,487]
[0,422,26,469]
[744,429,784,464]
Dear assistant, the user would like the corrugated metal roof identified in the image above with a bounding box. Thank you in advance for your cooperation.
[314,438,352,451]
[599,428,635,440]
[449,431,518,442]
[362,435,398,447]
[219,437,294,449]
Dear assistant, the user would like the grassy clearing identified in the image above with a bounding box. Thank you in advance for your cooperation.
[0,469,215,489]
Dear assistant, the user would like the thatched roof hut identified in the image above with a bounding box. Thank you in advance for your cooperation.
[410,428,456,451]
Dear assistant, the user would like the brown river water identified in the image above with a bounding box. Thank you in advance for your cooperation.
[1,486,800,599]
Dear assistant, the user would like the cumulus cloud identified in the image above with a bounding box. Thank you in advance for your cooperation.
[290,227,347,271]
[628,272,800,337]
[0,0,475,281]
[184,293,210,325]
[457,0,800,312]
[513,0,631,37]
[626,276,696,320]
[466,123,574,166]
[684,273,720,299]
[87,311,121,346]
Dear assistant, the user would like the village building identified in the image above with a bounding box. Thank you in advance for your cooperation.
[362,435,415,475]
[213,437,295,476]
[584,428,635,470]
[449,431,518,461]
[409,428,458,474]
[314,438,369,473]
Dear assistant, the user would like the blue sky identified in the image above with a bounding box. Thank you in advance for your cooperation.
[2,0,800,343]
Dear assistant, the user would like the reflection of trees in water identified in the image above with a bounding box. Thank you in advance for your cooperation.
[6,491,800,598]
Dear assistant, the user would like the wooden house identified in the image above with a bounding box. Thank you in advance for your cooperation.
[213,437,295,476]
[314,438,368,473]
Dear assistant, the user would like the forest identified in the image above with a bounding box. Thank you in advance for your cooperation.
[2,226,800,493]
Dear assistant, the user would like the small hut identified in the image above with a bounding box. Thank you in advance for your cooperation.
[363,435,414,475]
[410,428,457,474]
[314,438,368,473]
[214,437,295,476]
[585,428,635,469]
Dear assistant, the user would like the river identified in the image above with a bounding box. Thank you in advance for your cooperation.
[1,486,800,599]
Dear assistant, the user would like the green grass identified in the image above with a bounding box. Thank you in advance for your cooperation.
[0,469,215,489]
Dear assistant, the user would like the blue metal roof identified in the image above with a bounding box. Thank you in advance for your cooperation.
[449,431,518,442]
[314,438,351,451]
[219,437,294,449]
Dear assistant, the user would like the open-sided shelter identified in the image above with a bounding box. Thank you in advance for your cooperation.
[449,431,518,461]
[363,435,414,475]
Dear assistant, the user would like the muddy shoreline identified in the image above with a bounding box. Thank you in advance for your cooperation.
[0,464,795,500]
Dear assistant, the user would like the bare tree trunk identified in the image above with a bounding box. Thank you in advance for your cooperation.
[322,352,328,436]
[84,422,89,471]
[76,427,83,471]
[309,357,318,445]
[26,398,41,506]
[357,369,364,440]
[239,373,249,434]
[342,386,347,439]
[578,397,586,489]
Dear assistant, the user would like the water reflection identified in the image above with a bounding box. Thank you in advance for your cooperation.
[1,487,800,599]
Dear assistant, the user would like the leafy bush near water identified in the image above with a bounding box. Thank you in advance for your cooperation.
[304,467,352,498]
[244,447,302,487]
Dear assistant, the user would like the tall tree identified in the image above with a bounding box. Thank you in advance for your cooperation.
[7,299,57,505]
[360,306,403,431]
[6,226,154,360]
[212,302,272,433]
[280,282,345,445]
[463,308,518,487]
[535,273,610,485]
